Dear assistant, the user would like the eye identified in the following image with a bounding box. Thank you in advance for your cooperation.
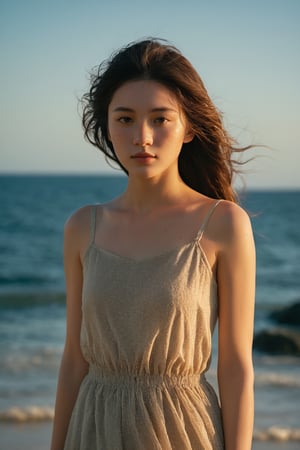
[153,117,169,125]
[118,116,133,124]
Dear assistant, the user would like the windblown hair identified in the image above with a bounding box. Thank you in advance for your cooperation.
[82,38,251,202]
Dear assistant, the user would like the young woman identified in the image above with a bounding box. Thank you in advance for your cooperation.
[51,38,255,450]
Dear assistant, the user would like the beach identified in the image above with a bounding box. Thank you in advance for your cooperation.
[1,422,300,450]
[0,175,299,449]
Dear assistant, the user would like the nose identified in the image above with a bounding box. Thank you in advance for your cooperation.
[133,121,153,147]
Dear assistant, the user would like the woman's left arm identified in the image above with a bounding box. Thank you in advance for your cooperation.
[217,202,256,450]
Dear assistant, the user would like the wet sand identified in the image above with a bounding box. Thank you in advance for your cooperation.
[0,422,52,450]
[253,443,300,450]
[1,422,299,450]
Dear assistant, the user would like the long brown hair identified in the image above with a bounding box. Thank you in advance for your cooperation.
[82,38,251,202]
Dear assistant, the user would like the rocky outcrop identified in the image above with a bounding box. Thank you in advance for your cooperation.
[253,328,300,356]
[269,301,300,326]
[253,301,300,357]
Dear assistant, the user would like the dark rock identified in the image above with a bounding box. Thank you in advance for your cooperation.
[253,329,300,356]
[270,301,300,326]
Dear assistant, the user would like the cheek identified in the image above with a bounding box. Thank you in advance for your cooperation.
[162,126,186,147]
[108,124,127,146]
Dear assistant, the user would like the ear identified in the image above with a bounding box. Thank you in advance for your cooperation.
[183,128,194,144]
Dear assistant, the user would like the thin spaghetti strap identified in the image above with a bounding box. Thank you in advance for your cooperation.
[89,205,97,245]
[196,200,222,242]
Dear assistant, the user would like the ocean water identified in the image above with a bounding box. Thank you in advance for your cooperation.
[0,175,299,446]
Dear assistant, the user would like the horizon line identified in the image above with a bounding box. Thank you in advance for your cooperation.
[0,172,299,191]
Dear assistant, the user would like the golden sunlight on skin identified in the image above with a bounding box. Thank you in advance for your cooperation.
[107,80,193,179]
[51,45,255,450]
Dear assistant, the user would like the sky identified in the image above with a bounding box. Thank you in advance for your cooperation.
[1,0,299,189]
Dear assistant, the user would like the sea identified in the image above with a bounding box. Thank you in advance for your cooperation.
[0,174,299,449]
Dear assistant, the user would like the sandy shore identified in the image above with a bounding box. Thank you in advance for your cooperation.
[1,422,299,450]
[253,443,300,450]
[0,422,53,450]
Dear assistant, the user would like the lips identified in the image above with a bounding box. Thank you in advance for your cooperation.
[131,151,157,159]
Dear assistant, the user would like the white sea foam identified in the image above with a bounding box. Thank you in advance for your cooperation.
[209,369,300,388]
[255,371,300,388]
[0,406,54,422]
[254,426,300,441]
[1,406,300,442]
[1,346,61,374]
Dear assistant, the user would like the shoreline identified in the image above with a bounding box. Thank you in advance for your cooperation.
[1,422,300,450]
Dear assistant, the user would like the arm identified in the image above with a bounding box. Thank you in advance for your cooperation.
[50,211,90,450]
[217,202,255,450]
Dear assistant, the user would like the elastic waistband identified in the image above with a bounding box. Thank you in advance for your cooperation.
[88,366,202,388]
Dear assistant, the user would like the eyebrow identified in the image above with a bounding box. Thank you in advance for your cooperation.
[112,107,178,113]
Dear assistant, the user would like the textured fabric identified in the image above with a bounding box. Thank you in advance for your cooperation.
[64,201,224,450]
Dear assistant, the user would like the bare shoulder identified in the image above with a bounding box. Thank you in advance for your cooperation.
[216,200,252,230]
[64,205,92,234]
[64,205,94,259]
[212,200,254,249]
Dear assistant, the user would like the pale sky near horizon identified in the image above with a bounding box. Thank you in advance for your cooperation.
[1,0,299,189]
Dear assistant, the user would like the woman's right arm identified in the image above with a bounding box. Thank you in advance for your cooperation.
[50,211,89,450]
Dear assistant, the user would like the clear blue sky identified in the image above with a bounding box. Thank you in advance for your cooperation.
[1,0,299,188]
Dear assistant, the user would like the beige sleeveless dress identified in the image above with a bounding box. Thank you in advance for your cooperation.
[64,201,224,449]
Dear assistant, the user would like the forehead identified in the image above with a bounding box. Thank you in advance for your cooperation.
[109,80,181,111]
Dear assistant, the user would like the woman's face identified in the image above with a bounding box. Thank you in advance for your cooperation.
[107,80,193,178]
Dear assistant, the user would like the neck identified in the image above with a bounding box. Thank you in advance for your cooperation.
[120,171,191,214]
